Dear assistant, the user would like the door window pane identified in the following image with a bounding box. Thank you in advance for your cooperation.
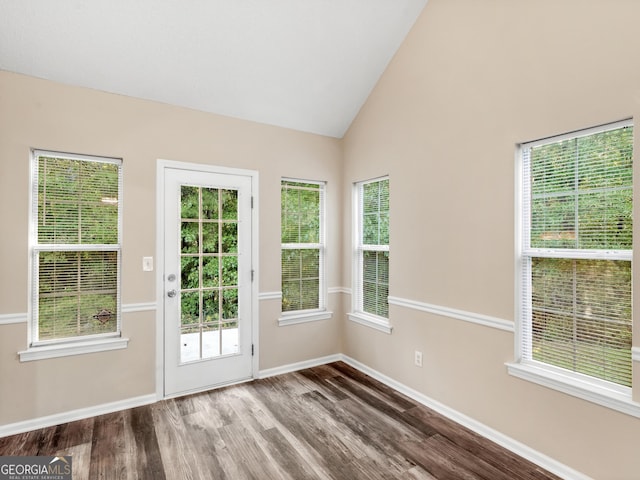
[179,185,240,362]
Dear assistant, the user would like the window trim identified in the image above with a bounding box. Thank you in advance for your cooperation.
[19,337,129,362]
[350,176,391,334]
[25,149,125,358]
[279,309,333,326]
[510,120,639,414]
[279,178,331,325]
[506,361,640,418]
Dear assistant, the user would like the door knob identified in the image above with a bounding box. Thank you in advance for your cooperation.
[167,289,177,298]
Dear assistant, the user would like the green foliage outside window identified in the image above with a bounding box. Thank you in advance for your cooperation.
[38,157,119,244]
[530,127,633,250]
[281,181,322,312]
[35,155,120,342]
[531,257,631,386]
[362,179,389,245]
[180,186,239,335]
[360,178,389,318]
[526,125,633,387]
[363,250,389,318]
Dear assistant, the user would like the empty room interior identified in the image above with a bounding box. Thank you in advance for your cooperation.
[1,0,640,478]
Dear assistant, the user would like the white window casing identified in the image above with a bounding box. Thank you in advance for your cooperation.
[279,179,332,325]
[509,120,640,416]
[21,150,126,361]
[350,176,391,333]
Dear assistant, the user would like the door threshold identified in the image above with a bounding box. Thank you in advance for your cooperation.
[164,375,254,400]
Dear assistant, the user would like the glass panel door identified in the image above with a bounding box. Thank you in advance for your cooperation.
[163,165,254,397]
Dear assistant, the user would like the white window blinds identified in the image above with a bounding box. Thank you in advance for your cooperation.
[357,177,389,318]
[32,151,122,344]
[281,180,325,312]
[520,121,633,388]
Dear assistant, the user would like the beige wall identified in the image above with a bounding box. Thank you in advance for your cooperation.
[0,71,343,424]
[342,0,640,478]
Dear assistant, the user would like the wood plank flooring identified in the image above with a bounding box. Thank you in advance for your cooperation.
[0,362,562,479]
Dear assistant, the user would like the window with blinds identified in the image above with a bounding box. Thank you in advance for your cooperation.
[356,177,389,318]
[281,179,325,313]
[520,120,633,388]
[31,150,122,345]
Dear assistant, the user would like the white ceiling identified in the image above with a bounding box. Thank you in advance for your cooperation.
[0,0,427,138]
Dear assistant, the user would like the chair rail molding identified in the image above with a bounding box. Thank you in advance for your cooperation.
[388,296,514,332]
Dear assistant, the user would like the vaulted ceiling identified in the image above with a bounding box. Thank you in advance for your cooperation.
[0,0,427,138]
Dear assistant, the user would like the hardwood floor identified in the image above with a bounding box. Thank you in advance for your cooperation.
[0,362,562,479]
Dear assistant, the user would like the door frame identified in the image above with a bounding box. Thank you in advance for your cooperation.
[155,159,259,400]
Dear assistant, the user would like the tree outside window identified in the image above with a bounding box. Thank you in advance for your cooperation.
[520,122,633,388]
[281,180,325,313]
[32,151,122,344]
[356,177,389,319]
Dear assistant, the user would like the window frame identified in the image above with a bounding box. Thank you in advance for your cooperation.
[278,178,332,326]
[508,120,640,416]
[21,149,127,361]
[348,176,391,334]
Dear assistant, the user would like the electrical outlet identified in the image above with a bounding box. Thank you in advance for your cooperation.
[414,350,423,367]
[142,256,154,272]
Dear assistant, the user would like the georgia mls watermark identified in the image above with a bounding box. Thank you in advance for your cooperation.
[0,456,72,480]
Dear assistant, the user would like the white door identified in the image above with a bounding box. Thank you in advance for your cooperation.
[163,166,254,397]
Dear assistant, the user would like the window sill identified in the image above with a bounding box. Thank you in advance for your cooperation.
[506,361,640,418]
[19,337,130,362]
[278,310,333,326]
[347,312,392,334]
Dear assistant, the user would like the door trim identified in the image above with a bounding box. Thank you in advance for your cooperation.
[155,159,259,400]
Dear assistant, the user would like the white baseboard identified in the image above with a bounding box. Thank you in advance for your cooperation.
[339,355,592,480]
[257,353,342,379]
[0,393,157,438]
